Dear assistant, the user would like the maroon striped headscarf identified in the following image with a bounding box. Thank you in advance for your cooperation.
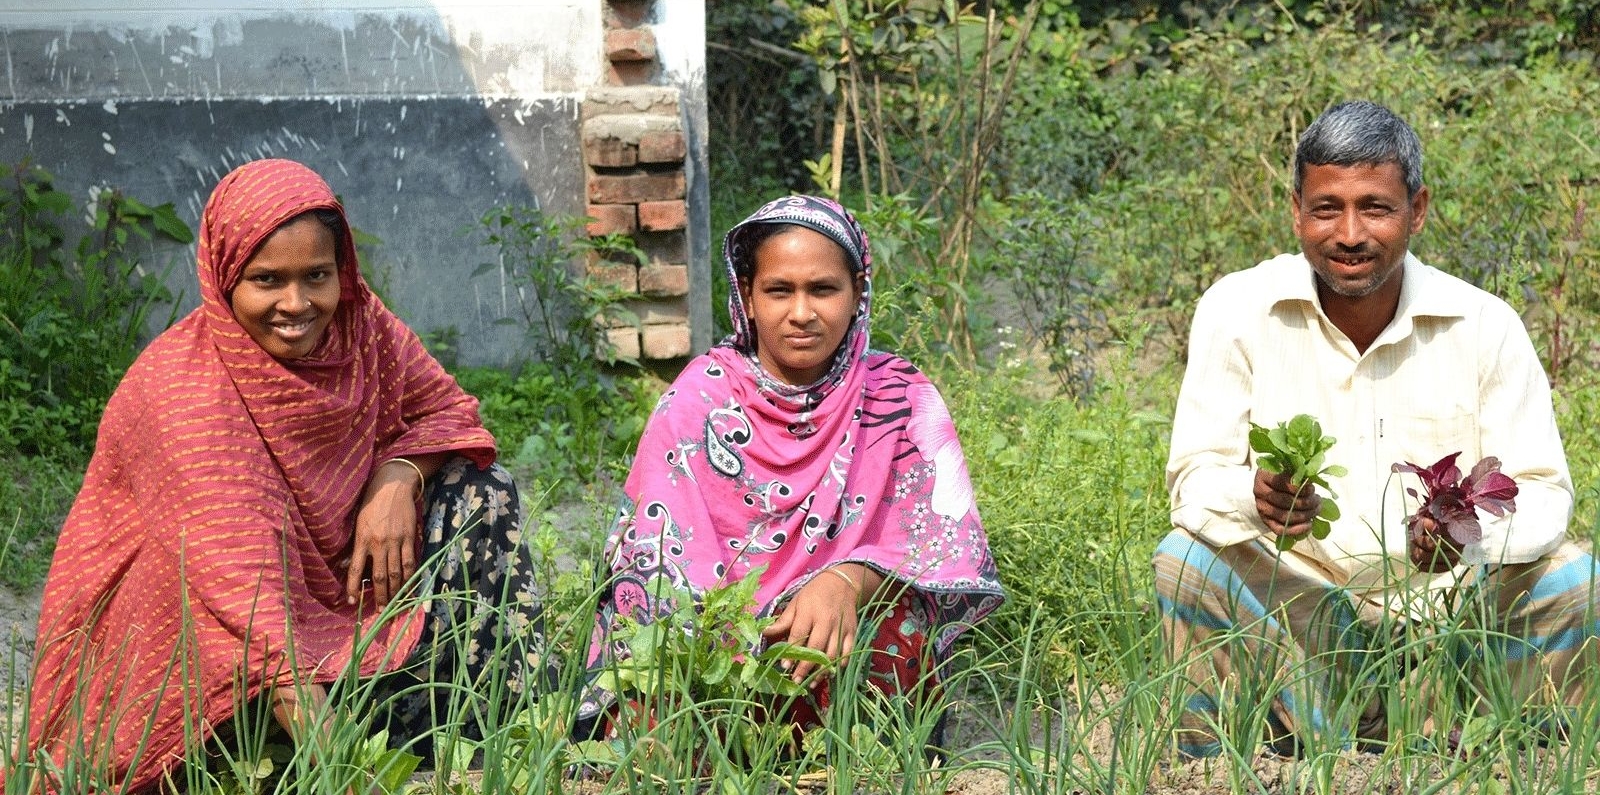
[18,159,494,792]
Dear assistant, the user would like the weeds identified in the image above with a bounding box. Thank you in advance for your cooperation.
[0,162,189,591]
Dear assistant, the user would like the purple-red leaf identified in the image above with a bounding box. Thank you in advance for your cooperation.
[1428,493,1482,545]
[1395,452,1515,551]
[1463,457,1519,517]
[1393,452,1464,496]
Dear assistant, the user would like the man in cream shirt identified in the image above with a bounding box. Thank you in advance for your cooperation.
[1156,100,1598,758]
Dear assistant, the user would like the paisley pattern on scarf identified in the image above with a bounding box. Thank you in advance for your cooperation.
[581,196,1003,719]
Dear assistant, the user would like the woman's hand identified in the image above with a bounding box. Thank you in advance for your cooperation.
[270,682,331,741]
[346,456,444,607]
[761,563,884,686]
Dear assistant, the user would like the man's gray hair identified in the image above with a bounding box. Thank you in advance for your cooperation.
[1294,100,1424,198]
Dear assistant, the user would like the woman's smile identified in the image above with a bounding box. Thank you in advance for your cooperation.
[229,214,341,360]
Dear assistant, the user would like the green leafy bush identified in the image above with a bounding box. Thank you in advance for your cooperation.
[994,14,1599,381]
[0,162,191,589]
[0,162,192,459]
[470,204,642,365]
[453,363,656,501]
[461,203,660,501]
[939,351,1175,682]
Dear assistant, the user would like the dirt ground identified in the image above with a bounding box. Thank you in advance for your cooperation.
[0,583,39,716]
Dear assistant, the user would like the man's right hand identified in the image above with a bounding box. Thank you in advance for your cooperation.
[1253,468,1323,541]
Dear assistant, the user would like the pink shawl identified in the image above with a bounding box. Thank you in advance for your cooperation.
[19,159,495,792]
[586,196,1003,692]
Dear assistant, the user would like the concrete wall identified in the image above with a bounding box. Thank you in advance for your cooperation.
[0,0,709,368]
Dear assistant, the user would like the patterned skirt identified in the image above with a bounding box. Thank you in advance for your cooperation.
[370,458,550,755]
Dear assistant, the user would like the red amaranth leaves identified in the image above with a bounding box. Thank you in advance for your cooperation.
[1391,453,1519,547]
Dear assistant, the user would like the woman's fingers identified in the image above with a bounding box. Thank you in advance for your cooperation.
[401,539,417,586]
[787,612,820,682]
[375,535,412,606]
[345,539,369,605]
[762,610,793,640]
[764,574,865,684]
[375,546,396,605]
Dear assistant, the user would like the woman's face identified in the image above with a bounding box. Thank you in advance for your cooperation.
[739,227,862,386]
[229,214,341,360]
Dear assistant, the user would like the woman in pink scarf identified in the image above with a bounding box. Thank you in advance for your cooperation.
[580,195,1004,740]
[13,159,545,792]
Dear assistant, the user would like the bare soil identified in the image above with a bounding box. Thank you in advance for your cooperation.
[0,582,39,716]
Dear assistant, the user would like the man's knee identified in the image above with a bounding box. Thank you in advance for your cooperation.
[1153,528,1227,608]
[1494,547,1600,657]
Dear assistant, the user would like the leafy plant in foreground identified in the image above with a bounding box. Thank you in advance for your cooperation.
[1248,413,1345,550]
[593,570,826,705]
[581,570,829,778]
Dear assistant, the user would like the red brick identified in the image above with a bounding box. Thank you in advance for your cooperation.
[605,326,642,361]
[607,28,656,62]
[639,263,688,297]
[585,204,637,236]
[606,60,657,86]
[586,259,639,293]
[588,170,685,204]
[643,323,692,360]
[584,135,637,168]
[638,130,686,164]
[634,299,689,326]
[638,199,687,232]
[605,0,652,28]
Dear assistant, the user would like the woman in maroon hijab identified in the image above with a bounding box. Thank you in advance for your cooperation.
[13,159,545,792]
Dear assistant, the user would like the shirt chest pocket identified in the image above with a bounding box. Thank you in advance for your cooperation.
[1384,411,1481,472]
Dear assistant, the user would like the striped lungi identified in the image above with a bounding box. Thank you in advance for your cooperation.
[1153,528,1600,757]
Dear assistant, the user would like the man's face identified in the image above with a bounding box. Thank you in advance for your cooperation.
[1292,161,1428,303]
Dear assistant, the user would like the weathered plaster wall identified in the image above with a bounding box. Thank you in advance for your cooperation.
[0,1,708,368]
[0,1,602,99]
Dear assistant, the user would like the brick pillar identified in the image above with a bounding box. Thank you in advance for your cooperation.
[582,0,692,362]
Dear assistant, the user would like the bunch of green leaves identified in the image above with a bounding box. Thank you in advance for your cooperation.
[578,571,829,779]
[1248,413,1346,550]
[193,727,420,795]
[593,570,827,703]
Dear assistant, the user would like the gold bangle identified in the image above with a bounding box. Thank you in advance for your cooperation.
[827,566,861,596]
[382,457,426,499]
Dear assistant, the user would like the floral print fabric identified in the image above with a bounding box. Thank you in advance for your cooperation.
[377,458,550,747]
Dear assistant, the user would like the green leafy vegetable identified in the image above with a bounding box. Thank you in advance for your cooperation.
[1247,413,1347,550]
